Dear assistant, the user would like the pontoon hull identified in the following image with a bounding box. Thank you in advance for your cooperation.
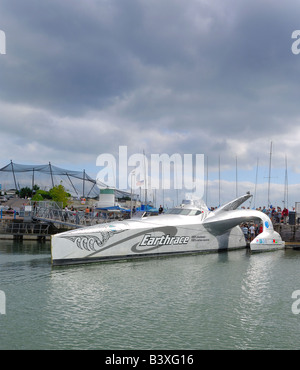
[250,232,285,252]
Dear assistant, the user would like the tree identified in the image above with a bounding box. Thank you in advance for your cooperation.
[32,190,52,202]
[49,184,70,207]
[31,193,44,202]
[18,185,40,199]
[31,184,70,206]
[19,187,33,198]
[32,185,40,193]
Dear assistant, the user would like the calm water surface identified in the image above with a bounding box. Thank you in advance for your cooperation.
[0,239,300,350]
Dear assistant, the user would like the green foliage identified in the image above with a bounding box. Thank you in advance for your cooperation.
[19,187,33,198]
[19,185,40,198]
[31,190,50,201]
[49,184,69,207]
[119,196,131,201]
[31,193,44,202]
[36,190,52,199]
[31,184,70,207]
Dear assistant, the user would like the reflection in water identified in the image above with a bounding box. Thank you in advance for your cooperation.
[236,251,285,349]
[1,240,300,349]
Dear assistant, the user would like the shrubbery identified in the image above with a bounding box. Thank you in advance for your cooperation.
[19,184,70,207]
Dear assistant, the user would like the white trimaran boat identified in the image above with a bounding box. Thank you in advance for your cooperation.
[51,193,285,265]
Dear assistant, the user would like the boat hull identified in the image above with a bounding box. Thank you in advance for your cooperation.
[51,193,285,265]
[51,220,246,266]
[250,241,285,252]
[250,230,285,252]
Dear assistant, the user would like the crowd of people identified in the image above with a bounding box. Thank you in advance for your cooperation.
[240,205,291,242]
[241,223,262,242]
[241,205,290,224]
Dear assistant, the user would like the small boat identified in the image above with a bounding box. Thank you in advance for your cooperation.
[51,193,284,265]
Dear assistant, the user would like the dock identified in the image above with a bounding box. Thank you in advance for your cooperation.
[274,224,300,243]
[0,219,53,241]
[0,200,111,241]
[285,242,300,249]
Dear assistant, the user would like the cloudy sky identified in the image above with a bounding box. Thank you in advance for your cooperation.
[1,0,300,208]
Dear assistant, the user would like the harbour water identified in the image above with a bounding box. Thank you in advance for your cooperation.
[1,239,300,350]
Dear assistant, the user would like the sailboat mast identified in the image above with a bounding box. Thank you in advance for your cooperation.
[236,155,238,198]
[143,149,147,207]
[267,141,272,208]
[253,158,259,209]
[205,156,208,205]
[218,155,221,207]
[284,155,288,209]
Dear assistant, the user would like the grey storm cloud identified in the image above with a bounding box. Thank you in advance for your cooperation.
[1,0,300,181]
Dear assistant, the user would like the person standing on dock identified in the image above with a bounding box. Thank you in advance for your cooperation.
[64,205,69,221]
[242,224,249,241]
[282,208,289,224]
[249,224,255,241]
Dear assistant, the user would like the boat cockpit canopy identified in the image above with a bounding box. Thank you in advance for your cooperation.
[165,208,203,216]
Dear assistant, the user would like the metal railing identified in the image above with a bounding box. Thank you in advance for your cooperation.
[30,201,126,227]
[0,222,50,235]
